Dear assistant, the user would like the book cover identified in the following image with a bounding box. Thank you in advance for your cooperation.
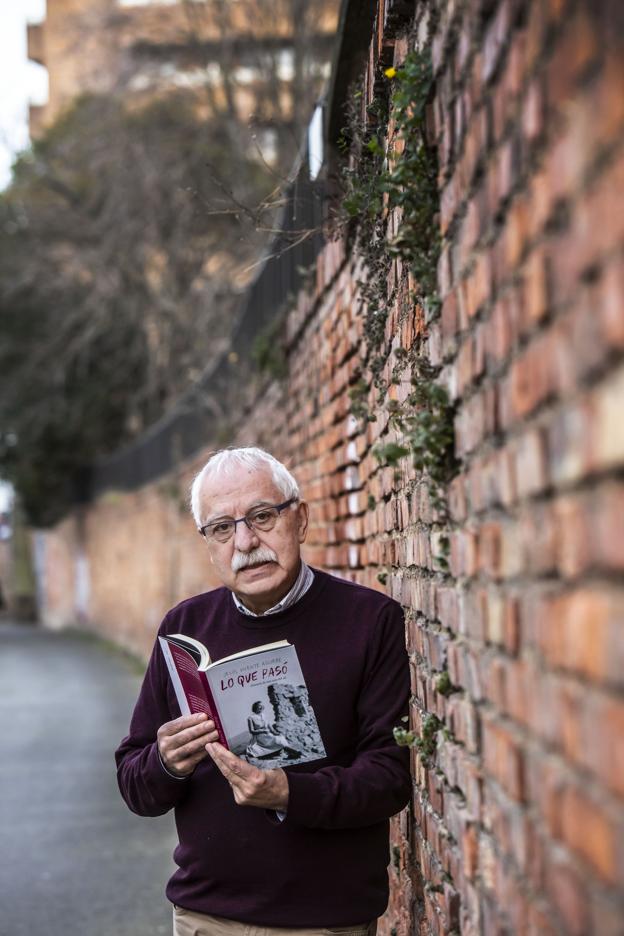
[159,635,326,769]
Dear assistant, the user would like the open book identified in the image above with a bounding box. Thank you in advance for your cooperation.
[159,634,326,769]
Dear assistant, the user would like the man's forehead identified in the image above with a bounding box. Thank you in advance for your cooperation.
[200,465,280,510]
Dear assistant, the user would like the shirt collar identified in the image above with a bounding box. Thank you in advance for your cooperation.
[232,560,314,617]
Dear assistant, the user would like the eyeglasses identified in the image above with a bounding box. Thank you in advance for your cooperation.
[199,498,298,543]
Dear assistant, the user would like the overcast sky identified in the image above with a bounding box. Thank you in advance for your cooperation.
[0,0,48,189]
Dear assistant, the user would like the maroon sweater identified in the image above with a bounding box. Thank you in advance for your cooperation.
[115,569,411,927]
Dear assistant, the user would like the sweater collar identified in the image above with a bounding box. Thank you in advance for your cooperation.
[231,560,314,618]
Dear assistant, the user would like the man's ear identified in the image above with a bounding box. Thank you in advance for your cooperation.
[297,501,309,542]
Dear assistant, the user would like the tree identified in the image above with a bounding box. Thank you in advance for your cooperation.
[1,0,339,526]
[0,92,273,525]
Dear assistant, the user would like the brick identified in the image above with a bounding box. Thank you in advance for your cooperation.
[451,638,484,698]
[575,153,624,272]
[547,400,593,485]
[505,655,540,731]
[493,137,514,208]
[592,482,624,571]
[514,428,549,498]
[526,752,567,839]
[598,253,624,349]
[456,336,475,393]
[520,502,556,575]
[560,783,619,884]
[450,528,478,578]
[462,820,479,880]
[553,494,591,578]
[482,714,526,802]
[509,335,554,420]
[489,449,515,510]
[477,521,502,579]
[483,587,505,646]
[505,192,530,269]
[467,250,492,315]
[481,652,507,710]
[503,596,520,656]
[526,166,552,245]
[499,519,524,578]
[448,696,480,753]
[526,900,559,936]
[539,587,624,688]
[456,391,488,456]
[478,832,497,892]
[544,849,590,936]
[598,37,624,122]
[590,363,624,472]
[485,296,512,367]
[589,889,624,936]
[522,76,545,144]
[448,476,468,522]
[482,0,511,83]
[546,5,601,107]
[579,690,624,799]
[522,247,550,325]
[552,303,611,396]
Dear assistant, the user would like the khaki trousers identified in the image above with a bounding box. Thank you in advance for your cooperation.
[172,906,377,936]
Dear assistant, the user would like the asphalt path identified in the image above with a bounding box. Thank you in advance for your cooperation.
[0,621,177,936]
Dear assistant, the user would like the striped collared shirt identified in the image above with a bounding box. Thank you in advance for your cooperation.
[232,560,314,617]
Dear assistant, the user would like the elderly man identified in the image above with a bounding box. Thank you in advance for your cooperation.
[116,446,410,936]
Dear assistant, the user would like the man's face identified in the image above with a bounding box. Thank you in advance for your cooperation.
[197,464,309,614]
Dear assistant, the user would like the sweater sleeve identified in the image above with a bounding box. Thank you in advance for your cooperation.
[284,601,411,830]
[115,619,192,816]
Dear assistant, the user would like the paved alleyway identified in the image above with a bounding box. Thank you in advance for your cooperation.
[0,621,177,936]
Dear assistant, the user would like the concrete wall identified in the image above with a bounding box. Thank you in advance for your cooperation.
[34,0,624,933]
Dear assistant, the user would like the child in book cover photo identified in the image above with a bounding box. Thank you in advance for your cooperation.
[244,700,299,762]
[232,685,326,768]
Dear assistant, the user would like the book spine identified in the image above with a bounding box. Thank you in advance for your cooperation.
[159,637,227,747]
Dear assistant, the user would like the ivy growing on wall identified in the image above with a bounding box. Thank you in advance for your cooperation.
[338,47,459,765]
[394,713,443,766]
[339,48,457,566]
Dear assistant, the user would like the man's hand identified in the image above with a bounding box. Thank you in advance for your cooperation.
[157,713,220,778]
[206,742,289,811]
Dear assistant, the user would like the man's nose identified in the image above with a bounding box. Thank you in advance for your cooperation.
[233,518,259,551]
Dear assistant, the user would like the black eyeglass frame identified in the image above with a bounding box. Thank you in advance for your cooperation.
[198,497,298,541]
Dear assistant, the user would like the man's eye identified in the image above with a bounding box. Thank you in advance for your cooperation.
[212,521,233,534]
[251,510,272,523]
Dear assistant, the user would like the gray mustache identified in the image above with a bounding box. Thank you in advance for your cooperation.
[231,547,278,573]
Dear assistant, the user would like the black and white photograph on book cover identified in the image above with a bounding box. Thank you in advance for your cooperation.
[227,682,326,769]
[213,643,327,768]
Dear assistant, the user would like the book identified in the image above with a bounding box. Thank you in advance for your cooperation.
[159,634,326,769]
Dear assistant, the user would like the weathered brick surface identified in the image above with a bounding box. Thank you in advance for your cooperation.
[34,0,624,932]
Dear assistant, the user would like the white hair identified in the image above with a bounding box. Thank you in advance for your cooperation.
[190,446,300,527]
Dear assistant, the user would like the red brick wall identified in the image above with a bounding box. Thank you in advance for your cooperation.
[35,0,624,932]
[281,1,624,932]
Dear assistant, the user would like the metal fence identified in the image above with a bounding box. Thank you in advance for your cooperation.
[89,155,325,498]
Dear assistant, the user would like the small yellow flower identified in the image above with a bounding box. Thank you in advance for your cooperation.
[384,67,397,79]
